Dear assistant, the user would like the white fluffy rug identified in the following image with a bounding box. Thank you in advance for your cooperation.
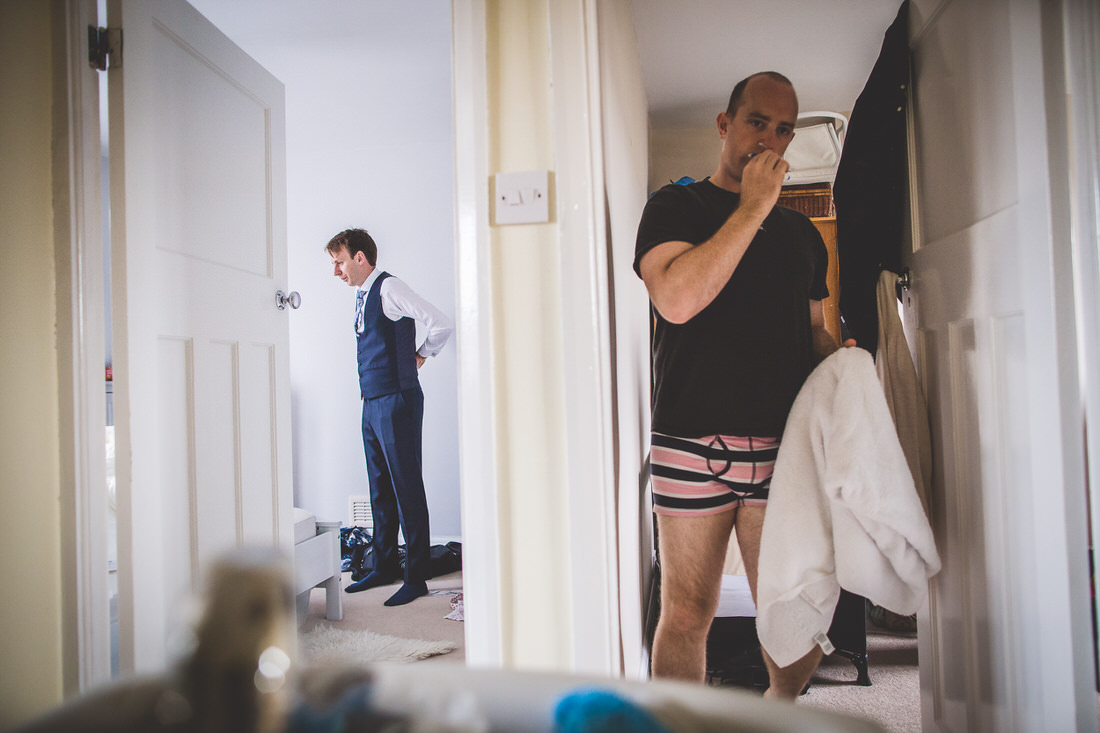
[300,624,457,666]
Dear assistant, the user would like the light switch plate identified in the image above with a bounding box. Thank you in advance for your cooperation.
[494,170,550,225]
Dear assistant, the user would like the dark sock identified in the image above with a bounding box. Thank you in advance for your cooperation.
[345,570,396,593]
[384,581,428,606]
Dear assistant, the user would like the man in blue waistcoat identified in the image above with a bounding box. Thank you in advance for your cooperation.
[326,228,454,606]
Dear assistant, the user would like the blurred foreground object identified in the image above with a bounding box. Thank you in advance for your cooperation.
[16,547,888,733]
[15,548,296,733]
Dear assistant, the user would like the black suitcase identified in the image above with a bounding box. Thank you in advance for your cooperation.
[705,589,869,690]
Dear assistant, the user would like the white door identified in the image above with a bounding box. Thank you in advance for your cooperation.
[108,0,291,673]
[907,0,1094,730]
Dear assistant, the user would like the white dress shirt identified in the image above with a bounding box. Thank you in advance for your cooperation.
[357,268,454,358]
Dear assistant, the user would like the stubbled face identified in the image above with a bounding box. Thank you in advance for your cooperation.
[330,245,372,288]
[716,76,799,191]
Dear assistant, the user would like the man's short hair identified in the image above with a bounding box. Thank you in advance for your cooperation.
[725,71,795,117]
[326,228,377,266]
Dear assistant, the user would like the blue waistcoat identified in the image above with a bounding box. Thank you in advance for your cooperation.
[357,271,419,399]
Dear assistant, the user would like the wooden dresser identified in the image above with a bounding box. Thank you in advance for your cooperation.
[811,216,842,344]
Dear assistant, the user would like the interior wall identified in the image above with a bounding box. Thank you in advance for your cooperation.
[0,1,65,724]
[647,125,716,193]
[473,0,653,675]
[485,0,573,670]
[187,1,461,539]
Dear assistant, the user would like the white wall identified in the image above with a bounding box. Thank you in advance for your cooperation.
[188,1,461,539]
[484,0,571,669]
[459,0,652,674]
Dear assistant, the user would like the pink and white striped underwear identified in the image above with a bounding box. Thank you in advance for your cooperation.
[649,432,779,516]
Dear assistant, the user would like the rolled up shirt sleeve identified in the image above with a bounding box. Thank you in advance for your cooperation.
[379,276,455,357]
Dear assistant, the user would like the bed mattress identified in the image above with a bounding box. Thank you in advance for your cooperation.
[717,574,757,618]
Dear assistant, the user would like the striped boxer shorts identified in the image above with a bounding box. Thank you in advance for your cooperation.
[649,432,779,516]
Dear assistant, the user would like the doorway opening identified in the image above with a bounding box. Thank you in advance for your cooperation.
[94,0,119,680]
[182,0,465,656]
[632,0,923,725]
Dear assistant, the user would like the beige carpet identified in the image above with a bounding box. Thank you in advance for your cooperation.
[799,630,920,733]
[300,569,465,666]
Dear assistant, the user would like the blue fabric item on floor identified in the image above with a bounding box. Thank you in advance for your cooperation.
[341,526,374,573]
[553,688,671,733]
[340,526,373,556]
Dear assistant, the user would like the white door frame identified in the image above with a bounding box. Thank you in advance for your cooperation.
[55,0,113,694]
[1011,0,1096,724]
[546,0,622,674]
[450,0,504,667]
[1062,0,1100,687]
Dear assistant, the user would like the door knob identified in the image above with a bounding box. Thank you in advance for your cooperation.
[276,290,301,310]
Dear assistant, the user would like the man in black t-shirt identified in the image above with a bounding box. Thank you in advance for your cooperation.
[635,72,848,698]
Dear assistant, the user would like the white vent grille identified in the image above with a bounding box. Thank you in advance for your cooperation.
[349,495,373,530]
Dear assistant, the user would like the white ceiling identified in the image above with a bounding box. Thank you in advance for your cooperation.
[184,0,902,134]
[630,0,905,128]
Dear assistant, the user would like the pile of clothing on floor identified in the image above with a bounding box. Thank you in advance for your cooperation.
[339,527,462,581]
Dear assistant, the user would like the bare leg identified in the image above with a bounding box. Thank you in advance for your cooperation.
[737,505,823,699]
[651,511,736,682]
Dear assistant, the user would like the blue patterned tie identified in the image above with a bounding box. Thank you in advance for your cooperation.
[354,289,365,332]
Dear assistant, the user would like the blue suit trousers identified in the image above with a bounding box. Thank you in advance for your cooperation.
[361,386,430,583]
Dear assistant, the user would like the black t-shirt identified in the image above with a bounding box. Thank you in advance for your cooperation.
[634,178,829,437]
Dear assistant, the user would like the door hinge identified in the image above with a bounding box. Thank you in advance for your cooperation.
[88,26,122,71]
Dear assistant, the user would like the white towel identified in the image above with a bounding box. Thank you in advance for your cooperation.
[756,348,941,668]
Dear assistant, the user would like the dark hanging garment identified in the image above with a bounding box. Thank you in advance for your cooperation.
[832,1,909,355]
